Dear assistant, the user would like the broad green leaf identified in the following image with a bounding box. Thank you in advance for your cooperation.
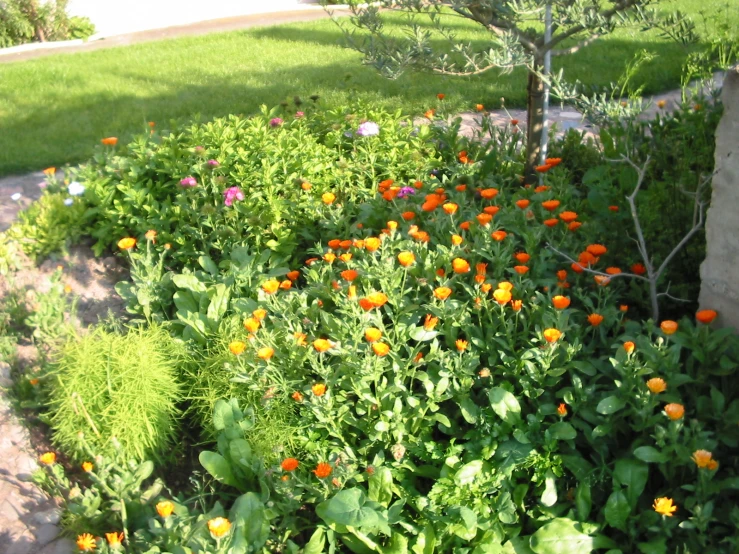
[199,451,237,487]
[549,422,577,440]
[369,467,394,507]
[459,396,479,424]
[575,481,592,521]
[229,439,252,468]
[198,255,219,276]
[597,396,626,414]
[411,524,436,554]
[529,518,594,554]
[489,387,522,424]
[303,528,326,554]
[172,274,207,292]
[206,283,230,325]
[604,490,630,530]
[410,327,438,341]
[213,399,235,430]
[454,460,483,486]
[637,537,667,554]
[450,507,477,540]
[381,533,409,554]
[614,458,648,506]
[541,471,557,507]
[633,446,667,463]
[316,488,380,530]
[229,493,269,551]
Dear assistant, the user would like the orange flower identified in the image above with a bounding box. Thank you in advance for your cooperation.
[442,203,458,214]
[414,180,424,189]
[476,213,493,226]
[347,285,357,299]
[229,341,246,355]
[605,267,621,275]
[483,205,500,216]
[424,109,435,119]
[280,280,292,290]
[552,296,570,309]
[401,211,415,221]
[559,211,578,223]
[609,205,619,212]
[286,270,300,281]
[646,377,667,394]
[413,230,430,242]
[493,289,511,305]
[620,305,629,312]
[262,279,280,294]
[480,188,499,200]
[372,342,390,356]
[421,199,439,212]
[451,234,464,246]
[546,158,562,167]
[367,292,388,308]
[365,328,382,342]
[459,221,471,231]
[475,103,484,111]
[436,268,446,277]
[437,93,445,100]
[571,263,584,273]
[292,391,304,402]
[515,199,530,209]
[117,237,136,250]
[341,269,358,282]
[257,347,274,360]
[77,533,96,552]
[82,461,94,472]
[365,237,382,252]
[457,151,470,164]
[323,252,336,264]
[314,462,333,478]
[480,283,492,293]
[587,313,604,327]
[536,164,553,173]
[101,137,118,146]
[207,517,232,538]
[544,218,559,227]
[509,254,529,266]
[541,200,560,211]
[455,184,467,192]
[243,317,260,333]
[281,458,299,471]
[660,320,678,335]
[556,270,567,281]
[328,239,341,249]
[653,497,677,517]
[696,309,717,324]
[434,287,452,300]
[579,251,597,266]
[313,339,332,353]
[623,341,635,354]
[452,258,470,274]
[294,332,307,346]
[322,192,336,205]
[423,314,438,330]
[398,252,415,267]
[543,328,562,343]
[630,263,647,275]
[301,182,312,191]
[511,299,522,312]
[568,221,582,231]
[43,167,56,176]
[511,119,519,125]
[586,244,607,256]
[491,230,507,241]
[359,298,374,311]
[312,383,327,396]
[557,403,567,416]
[513,265,529,275]
[594,275,611,286]
[534,185,549,193]
[664,403,684,420]
[691,450,717,469]
[39,452,56,465]
[156,500,175,518]
[106,532,123,546]
[305,257,318,266]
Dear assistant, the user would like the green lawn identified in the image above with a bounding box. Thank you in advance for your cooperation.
[0,0,733,176]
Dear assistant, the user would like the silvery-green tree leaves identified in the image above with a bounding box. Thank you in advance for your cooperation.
[331,0,697,182]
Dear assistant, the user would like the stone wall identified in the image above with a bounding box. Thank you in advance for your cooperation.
[699,65,739,331]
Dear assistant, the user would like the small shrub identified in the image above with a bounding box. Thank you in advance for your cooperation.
[0,0,95,47]
[47,325,183,461]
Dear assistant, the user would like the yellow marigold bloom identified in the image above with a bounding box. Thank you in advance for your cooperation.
[262,279,280,294]
[82,461,94,472]
[229,341,246,356]
[691,450,716,469]
[660,320,678,335]
[646,378,667,394]
[156,500,175,518]
[372,342,390,356]
[312,383,327,396]
[543,328,562,343]
[365,328,382,342]
[257,347,274,360]
[117,237,136,250]
[497,281,514,292]
[451,234,464,246]
[433,287,452,300]
[653,497,677,517]
[106,532,123,546]
[398,252,415,267]
[243,317,260,333]
[207,517,232,538]
[39,452,56,465]
[322,192,336,205]
[77,533,96,552]
[313,339,332,353]
[452,258,470,274]
[367,292,388,308]
[493,289,511,305]
[664,403,685,420]
[455,339,468,351]
[365,237,381,252]
[43,167,56,176]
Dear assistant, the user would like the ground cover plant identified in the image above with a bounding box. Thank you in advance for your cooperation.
[0,0,736,175]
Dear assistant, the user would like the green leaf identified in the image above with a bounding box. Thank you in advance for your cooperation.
[229,439,252,468]
[411,524,436,554]
[199,451,237,487]
[489,387,521,424]
[381,533,409,554]
[637,537,667,554]
[549,422,577,440]
[316,488,380,530]
[633,446,667,463]
[206,283,230,326]
[613,458,648,506]
[213,399,235,430]
[198,255,219,276]
[597,396,626,414]
[454,460,483,486]
[410,327,438,341]
[604,490,631,530]
[229,492,269,551]
[450,507,477,540]
[541,470,558,507]
[575,481,591,521]
[172,274,207,292]
[529,518,595,554]
[303,528,326,554]
[459,396,478,424]
[368,467,394,507]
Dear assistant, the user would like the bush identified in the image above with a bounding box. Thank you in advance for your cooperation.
[46,325,184,461]
[0,0,95,47]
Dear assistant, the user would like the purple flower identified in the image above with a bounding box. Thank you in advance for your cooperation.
[207,159,220,168]
[295,111,305,118]
[356,121,380,137]
[179,177,197,187]
[194,146,205,153]
[397,187,416,199]
[270,118,284,128]
[223,186,244,207]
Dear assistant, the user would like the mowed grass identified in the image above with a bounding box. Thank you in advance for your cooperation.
[0,0,733,175]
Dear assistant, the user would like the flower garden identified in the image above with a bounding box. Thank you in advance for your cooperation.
[0,91,737,554]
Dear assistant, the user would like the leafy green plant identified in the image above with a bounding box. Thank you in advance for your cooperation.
[0,0,95,47]
[46,325,184,461]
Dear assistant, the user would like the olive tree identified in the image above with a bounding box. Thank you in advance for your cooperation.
[330,0,696,182]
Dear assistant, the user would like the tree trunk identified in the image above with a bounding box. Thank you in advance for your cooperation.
[524,61,545,185]
[24,1,47,42]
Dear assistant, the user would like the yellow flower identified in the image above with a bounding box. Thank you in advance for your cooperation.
[543,328,562,343]
[144,229,157,242]
[82,461,94,472]
[229,341,246,355]
[653,497,677,517]
[106,532,124,546]
[117,237,136,250]
[312,383,327,396]
[646,378,666,394]
[207,517,232,538]
[257,347,274,360]
[39,452,56,465]
[372,342,390,356]
[156,500,175,518]
[243,317,260,332]
[76,533,96,551]
[365,328,382,342]
[455,339,468,351]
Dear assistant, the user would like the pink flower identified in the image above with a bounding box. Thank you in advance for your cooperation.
[223,186,244,207]
[179,177,197,187]
[207,159,220,168]
[295,111,305,118]
[270,118,283,127]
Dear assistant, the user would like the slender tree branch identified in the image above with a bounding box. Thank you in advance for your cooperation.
[551,33,602,56]
[546,243,649,282]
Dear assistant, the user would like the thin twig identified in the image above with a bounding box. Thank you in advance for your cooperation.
[546,243,649,282]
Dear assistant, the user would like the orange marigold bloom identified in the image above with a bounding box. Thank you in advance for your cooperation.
[483,206,500,216]
[609,205,619,212]
[39,452,56,465]
[534,185,549,193]
[515,199,530,209]
[556,270,567,281]
[436,268,446,277]
[424,109,435,119]
[372,342,390,356]
[491,230,507,241]
[328,239,341,249]
[43,166,56,175]
[653,497,677,517]
[397,252,415,268]
[543,328,562,343]
[455,339,468,351]
[480,283,492,293]
[455,184,467,192]
[379,179,394,190]
[421,199,439,212]
[605,267,621,275]
[281,458,299,471]
[493,289,512,305]
[559,211,578,223]
[314,462,333,478]
[286,270,301,281]
[244,318,260,333]
[476,103,484,111]
[459,221,471,231]
[313,339,332,353]
[579,251,597,266]
[557,403,567,416]
[511,119,519,125]
[646,377,667,394]
[117,237,136,250]
[511,299,523,312]
[365,328,382,342]
[82,461,93,472]
[512,253,529,264]
[229,341,246,355]
[414,180,423,189]
[571,263,584,273]
[594,275,611,286]
[691,450,716,469]
[257,347,274,360]
[359,298,374,311]
[77,533,96,552]
[423,314,439,330]
[588,313,604,326]
[541,200,560,211]
[367,292,388,307]
[536,164,553,173]
[437,93,445,100]
[156,501,175,518]
[696,309,717,324]
[664,403,684,420]
[101,137,118,146]
[312,383,327,396]
[475,262,487,275]
[434,287,452,300]
[292,391,304,402]
[301,182,312,191]
[322,192,336,205]
[514,265,529,275]
[452,258,470,274]
[106,532,123,546]
[279,280,292,290]
[620,305,629,312]
[623,341,635,354]
[544,218,559,227]
[630,263,647,275]
[476,213,493,226]
[208,517,232,538]
[660,320,678,335]
[546,158,562,167]
[262,279,280,294]
[341,269,359,282]
[294,332,307,346]
[413,231,430,242]
[442,203,459,215]
[480,188,499,199]
[586,244,607,256]
[458,151,471,164]
[568,221,582,231]
[305,257,318,266]
[552,296,570,309]
[401,211,415,221]
[451,234,464,246]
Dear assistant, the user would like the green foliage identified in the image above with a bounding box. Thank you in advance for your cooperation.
[0,0,95,47]
[46,325,183,461]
